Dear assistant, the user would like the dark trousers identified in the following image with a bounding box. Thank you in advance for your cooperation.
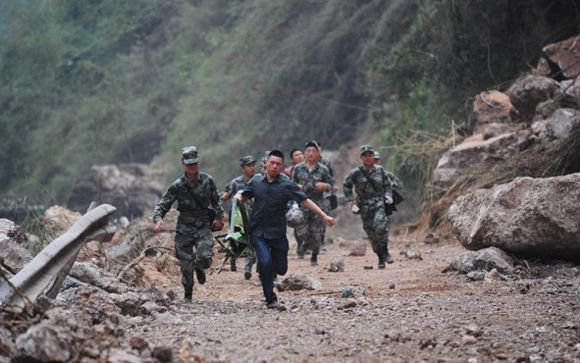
[250,234,289,304]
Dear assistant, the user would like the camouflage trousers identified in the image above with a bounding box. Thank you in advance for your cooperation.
[360,202,391,256]
[295,208,326,256]
[174,221,214,289]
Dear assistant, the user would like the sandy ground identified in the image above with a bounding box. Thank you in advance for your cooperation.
[124,231,580,363]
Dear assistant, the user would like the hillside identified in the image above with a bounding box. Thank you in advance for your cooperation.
[1,0,579,205]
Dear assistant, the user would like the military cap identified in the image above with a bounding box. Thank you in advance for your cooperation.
[304,140,320,150]
[181,146,199,164]
[374,151,381,159]
[239,155,257,166]
[359,144,375,156]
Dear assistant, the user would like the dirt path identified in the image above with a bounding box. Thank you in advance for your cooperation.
[126,236,580,362]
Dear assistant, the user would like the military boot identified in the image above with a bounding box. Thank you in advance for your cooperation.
[184,286,193,301]
[310,253,318,266]
[385,251,395,264]
[378,253,386,269]
[195,268,206,285]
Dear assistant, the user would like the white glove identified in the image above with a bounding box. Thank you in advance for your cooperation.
[351,204,360,214]
[384,196,393,205]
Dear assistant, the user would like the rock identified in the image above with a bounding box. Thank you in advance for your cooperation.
[466,271,485,281]
[462,335,478,345]
[423,232,439,245]
[384,329,402,342]
[114,292,146,317]
[347,242,367,256]
[43,205,81,238]
[0,326,15,356]
[506,75,561,122]
[467,91,517,133]
[152,346,173,362]
[276,274,321,291]
[129,336,149,351]
[560,79,580,109]
[0,219,32,273]
[70,262,126,294]
[448,173,580,261]
[67,163,164,218]
[340,298,357,309]
[389,283,396,289]
[14,322,75,362]
[107,349,143,363]
[481,122,518,140]
[107,211,177,271]
[542,35,580,79]
[446,247,514,274]
[531,119,549,137]
[432,133,519,190]
[401,248,422,260]
[465,323,482,337]
[533,99,561,122]
[485,268,508,281]
[340,286,365,298]
[329,258,344,272]
[141,301,166,314]
[545,108,580,139]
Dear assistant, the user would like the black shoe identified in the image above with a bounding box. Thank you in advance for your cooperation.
[244,271,252,280]
[385,253,394,264]
[231,260,237,272]
[297,253,305,259]
[184,288,192,301]
[266,299,279,309]
[195,268,206,285]
[378,262,386,269]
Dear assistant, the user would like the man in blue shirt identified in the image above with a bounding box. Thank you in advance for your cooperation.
[237,149,335,309]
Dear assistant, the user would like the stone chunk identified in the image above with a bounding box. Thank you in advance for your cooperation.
[329,258,344,272]
[448,173,580,261]
[276,274,321,291]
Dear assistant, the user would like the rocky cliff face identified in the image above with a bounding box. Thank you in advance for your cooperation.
[67,164,164,219]
[431,34,580,260]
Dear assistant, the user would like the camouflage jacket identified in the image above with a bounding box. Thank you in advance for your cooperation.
[343,165,402,204]
[153,172,224,223]
[292,161,333,203]
[320,158,334,177]
[223,175,252,196]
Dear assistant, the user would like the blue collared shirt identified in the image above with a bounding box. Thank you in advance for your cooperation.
[242,174,307,239]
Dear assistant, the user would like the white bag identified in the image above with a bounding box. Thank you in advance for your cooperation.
[285,202,304,228]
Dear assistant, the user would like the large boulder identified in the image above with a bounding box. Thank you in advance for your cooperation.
[448,173,580,261]
[506,75,560,122]
[545,108,580,139]
[0,219,32,273]
[67,163,164,219]
[467,91,517,133]
[560,79,580,109]
[432,133,519,190]
[43,206,81,238]
[542,35,580,80]
[446,247,514,274]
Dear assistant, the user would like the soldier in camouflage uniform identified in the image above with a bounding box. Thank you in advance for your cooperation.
[292,141,334,266]
[314,141,336,253]
[153,146,224,301]
[373,151,381,165]
[221,155,257,280]
[343,145,402,269]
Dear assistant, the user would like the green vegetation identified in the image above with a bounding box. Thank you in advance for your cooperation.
[1,0,578,210]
